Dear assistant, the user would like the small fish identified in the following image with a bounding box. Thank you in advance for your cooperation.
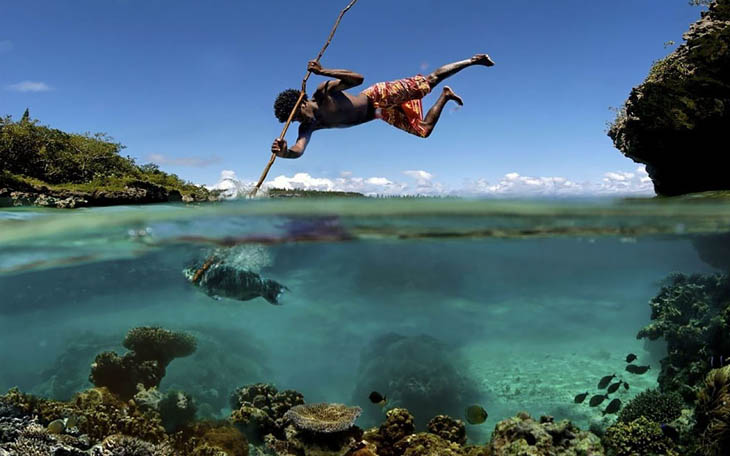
[597,374,616,389]
[626,364,651,375]
[47,419,65,434]
[607,381,623,394]
[602,398,622,415]
[661,423,679,442]
[623,381,629,391]
[589,394,609,407]
[465,405,488,424]
[574,392,589,404]
[369,391,387,407]
[625,353,637,363]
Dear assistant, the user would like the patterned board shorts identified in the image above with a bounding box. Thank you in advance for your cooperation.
[361,74,432,137]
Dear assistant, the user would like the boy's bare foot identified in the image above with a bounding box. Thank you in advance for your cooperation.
[472,54,495,67]
[443,86,463,106]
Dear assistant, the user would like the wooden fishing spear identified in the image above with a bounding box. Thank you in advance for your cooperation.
[249,0,359,197]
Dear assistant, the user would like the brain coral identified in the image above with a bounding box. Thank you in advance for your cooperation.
[617,388,684,424]
[284,403,362,433]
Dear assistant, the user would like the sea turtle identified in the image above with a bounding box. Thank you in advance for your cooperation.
[183,253,287,305]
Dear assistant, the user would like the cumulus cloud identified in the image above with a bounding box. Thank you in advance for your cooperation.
[461,166,654,197]
[0,40,12,53]
[207,166,655,199]
[6,81,52,92]
[147,153,221,167]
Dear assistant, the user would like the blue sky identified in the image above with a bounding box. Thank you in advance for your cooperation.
[1,1,705,195]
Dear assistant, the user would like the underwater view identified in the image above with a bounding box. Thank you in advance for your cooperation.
[1,197,730,455]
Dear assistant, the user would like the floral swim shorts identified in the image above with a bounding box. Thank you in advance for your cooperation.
[361,74,432,138]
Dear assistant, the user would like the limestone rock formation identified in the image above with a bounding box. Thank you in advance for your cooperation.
[608,0,730,196]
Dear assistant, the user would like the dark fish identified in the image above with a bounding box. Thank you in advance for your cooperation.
[661,424,679,442]
[597,374,616,389]
[589,394,609,407]
[625,364,651,375]
[607,381,623,394]
[602,398,622,415]
[369,391,387,407]
[465,405,488,425]
[625,353,637,363]
[574,392,589,404]
[183,261,288,305]
[623,382,629,391]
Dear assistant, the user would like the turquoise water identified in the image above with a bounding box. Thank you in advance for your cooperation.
[1,198,729,442]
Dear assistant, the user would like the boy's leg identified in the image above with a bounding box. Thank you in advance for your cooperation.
[426,54,495,89]
[419,86,463,137]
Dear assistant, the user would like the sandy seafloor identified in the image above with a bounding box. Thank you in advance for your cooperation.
[0,198,727,443]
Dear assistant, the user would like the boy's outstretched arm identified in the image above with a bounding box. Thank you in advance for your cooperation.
[309,60,364,93]
[271,123,313,159]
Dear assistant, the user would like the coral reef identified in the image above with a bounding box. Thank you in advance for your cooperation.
[607,0,730,195]
[0,421,86,456]
[159,391,197,433]
[694,365,730,455]
[393,432,465,456]
[636,273,730,401]
[603,416,678,456]
[163,326,272,417]
[91,434,173,456]
[1,387,249,455]
[352,333,481,429]
[486,412,603,456]
[426,415,466,445]
[31,326,270,417]
[229,383,304,443]
[284,403,362,433]
[617,388,683,424]
[89,327,197,400]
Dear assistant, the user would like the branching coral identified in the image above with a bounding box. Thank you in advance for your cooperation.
[636,273,730,401]
[695,365,730,455]
[603,416,678,456]
[89,327,197,400]
[617,388,683,424]
[284,403,362,433]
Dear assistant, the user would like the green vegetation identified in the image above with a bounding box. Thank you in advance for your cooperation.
[0,111,212,200]
[266,188,364,198]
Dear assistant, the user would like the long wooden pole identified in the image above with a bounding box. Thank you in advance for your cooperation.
[249,0,359,197]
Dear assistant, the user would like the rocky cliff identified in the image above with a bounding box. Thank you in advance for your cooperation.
[608,0,730,196]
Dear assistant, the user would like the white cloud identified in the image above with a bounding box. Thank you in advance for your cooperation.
[6,81,52,92]
[461,166,654,197]
[207,166,656,199]
[0,40,12,53]
[147,153,220,167]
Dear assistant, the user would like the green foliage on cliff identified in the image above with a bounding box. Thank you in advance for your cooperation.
[0,112,209,198]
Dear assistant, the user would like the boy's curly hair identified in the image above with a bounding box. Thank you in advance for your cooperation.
[274,89,307,123]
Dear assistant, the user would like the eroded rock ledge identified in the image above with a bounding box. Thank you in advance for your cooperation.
[608,0,730,196]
